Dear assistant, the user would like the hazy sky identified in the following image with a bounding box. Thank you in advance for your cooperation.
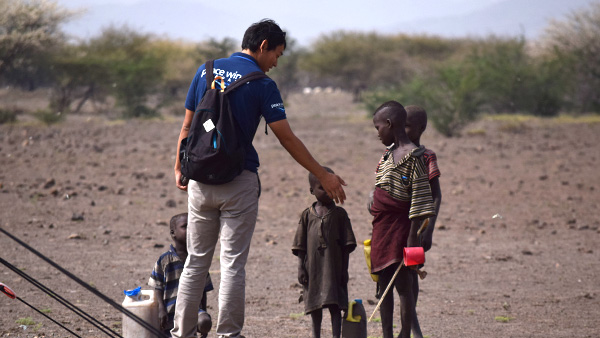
[57,0,594,45]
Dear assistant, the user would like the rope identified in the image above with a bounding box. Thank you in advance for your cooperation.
[0,257,121,338]
[0,226,168,338]
[1,282,83,338]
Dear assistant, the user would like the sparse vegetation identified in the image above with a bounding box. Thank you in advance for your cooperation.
[34,109,64,125]
[495,315,515,323]
[289,312,304,320]
[0,108,17,124]
[15,317,36,326]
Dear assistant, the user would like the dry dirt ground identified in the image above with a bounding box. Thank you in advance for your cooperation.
[1,91,599,338]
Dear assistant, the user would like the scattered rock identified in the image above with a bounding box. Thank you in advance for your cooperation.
[156,220,168,226]
[71,213,84,221]
[68,233,82,239]
[43,178,56,189]
[495,255,513,262]
[165,199,177,208]
[98,185,108,191]
[521,250,533,255]
[539,175,548,181]
[154,243,165,248]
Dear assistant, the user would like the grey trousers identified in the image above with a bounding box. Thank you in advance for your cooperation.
[172,170,260,338]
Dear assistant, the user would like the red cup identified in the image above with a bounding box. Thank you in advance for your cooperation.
[403,247,425,266]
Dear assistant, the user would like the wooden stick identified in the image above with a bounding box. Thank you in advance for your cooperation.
[368,260,404,322]
[368,218,430,322]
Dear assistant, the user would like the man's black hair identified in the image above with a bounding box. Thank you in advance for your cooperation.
[170,212,188,231]
[242,19,287,52]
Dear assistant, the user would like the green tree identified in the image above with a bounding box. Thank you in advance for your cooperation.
[195,37,238,63]
[85,25,166,117]
[541,1,600,113]
[0,0,75,89]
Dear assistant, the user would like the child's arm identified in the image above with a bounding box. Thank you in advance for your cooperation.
[154,288,168,330]
[367,189,375,214]
[200,290,207,311]
[421,177,442,251]
[296,251,308,286]
[342,247,350,286]
[408,216,427,247]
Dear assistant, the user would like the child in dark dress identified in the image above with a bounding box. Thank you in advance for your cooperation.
[292,167,357,338]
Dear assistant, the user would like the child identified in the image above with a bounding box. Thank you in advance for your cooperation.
[405,105,442,338]
[369,101,436,338]
[149,213,213,337]
[292,167,357,338]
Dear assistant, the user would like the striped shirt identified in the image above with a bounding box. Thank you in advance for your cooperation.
[423,148,441,180]
[375,145,436,219]
[149,245,213,325]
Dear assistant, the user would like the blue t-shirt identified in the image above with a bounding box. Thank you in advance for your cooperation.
[185,52,287,173]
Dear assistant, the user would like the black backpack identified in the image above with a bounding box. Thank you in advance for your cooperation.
[180,60,268,185]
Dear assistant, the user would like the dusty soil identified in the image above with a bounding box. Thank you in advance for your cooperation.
[1,91,599,338]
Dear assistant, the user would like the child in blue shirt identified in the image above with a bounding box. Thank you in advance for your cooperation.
[149,213,213,337]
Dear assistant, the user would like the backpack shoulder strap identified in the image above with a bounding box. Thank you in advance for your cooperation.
[204,60,215,90]
[223,71,271,135]
[224,71,268,93]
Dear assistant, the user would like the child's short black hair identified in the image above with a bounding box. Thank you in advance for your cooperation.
[308,166,334,186]
[374,100,407,127]
[170,213,188,232]
[405,105,428,127]
[242,19,287,52]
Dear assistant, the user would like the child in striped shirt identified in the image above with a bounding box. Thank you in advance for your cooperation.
[149,213,213,337]
[370,101,436,338]
[404,105,442,338]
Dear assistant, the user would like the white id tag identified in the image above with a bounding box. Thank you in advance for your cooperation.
[203,119,215,132]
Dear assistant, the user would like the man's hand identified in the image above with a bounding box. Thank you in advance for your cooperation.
[175,168,188,191]
[319,172,347,204]
[268,119,347,204]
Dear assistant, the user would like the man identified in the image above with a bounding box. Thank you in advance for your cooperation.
[172,19,346,338]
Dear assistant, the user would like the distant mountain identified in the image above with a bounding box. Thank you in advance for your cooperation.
[389,0,596,39]
[64,0,251,42]
[62,0,598,44]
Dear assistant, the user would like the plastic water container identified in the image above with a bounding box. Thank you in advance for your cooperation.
[363,239,378,282]
[342,299,367,338]
[122,288,159,338]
